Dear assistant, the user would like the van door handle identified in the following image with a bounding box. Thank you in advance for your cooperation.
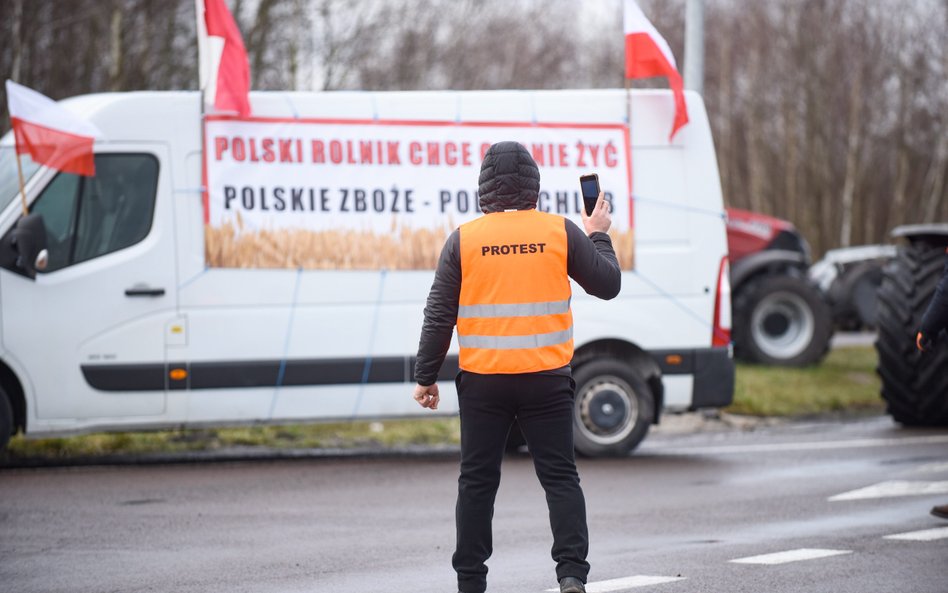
[125,287,165,297]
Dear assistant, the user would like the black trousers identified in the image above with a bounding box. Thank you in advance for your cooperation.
[453,371,590,593]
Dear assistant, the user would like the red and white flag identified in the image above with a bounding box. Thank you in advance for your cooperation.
[624,0,689,140]
[196,0,251,117]
[5,80,102,177]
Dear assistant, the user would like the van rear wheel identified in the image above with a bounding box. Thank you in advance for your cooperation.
[0,388,13,452]
[572,360,653,457]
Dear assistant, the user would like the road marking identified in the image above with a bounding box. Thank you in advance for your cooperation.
[544,575,685,592]
[652,434,948,456]
[729,548,852,565]
[828,480,948,501]
[912,461,948,474]
[884,527,948,541]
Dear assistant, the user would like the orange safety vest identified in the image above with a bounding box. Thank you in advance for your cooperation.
[457,209,573,374]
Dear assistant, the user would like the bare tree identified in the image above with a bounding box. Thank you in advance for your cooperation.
[0,0,945,252]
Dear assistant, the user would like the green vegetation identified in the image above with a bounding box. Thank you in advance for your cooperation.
[3,347,882,461]
[4,418,461,460]
[728,346,883,417]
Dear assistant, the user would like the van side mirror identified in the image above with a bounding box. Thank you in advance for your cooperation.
[5,213,49,279]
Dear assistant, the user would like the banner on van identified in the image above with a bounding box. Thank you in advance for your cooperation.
[203,117,634,270]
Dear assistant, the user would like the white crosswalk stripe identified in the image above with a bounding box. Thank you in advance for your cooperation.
[828,480,948,501]
[544,575,685,592]
[911,461,948,474]
[883,526,948,541]
[537,460,946,592]
[729,548,852,565]
[652,434,948,456]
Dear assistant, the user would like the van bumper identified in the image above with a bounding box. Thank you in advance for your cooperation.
[650,346,735,409]
[690,346,735,409]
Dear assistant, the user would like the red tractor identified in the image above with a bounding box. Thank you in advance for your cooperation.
[726,208,891,366]
[726,208,833,365]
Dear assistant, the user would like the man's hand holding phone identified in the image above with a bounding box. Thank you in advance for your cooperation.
[581,191,611,236]
[580,173,611,236]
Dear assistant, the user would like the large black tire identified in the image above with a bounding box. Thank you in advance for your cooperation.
[733,271,833,366]
[875,244,948,425]
[571,360,653,457]
[0,388,13,452]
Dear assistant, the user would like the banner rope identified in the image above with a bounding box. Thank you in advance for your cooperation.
[351,268,388,420]
[630,267,732,345]
[631,193,726,219]
[269,266,304,420]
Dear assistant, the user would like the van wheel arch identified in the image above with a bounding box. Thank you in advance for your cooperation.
[572,339,663,423]
[570,340,663,457]
[0,359,27,437]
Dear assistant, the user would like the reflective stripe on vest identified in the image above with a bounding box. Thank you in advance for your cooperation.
[458,299,571,319]
[457,209,573,374]
[457,327,574,350]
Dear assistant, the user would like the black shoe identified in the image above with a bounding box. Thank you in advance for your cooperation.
[560,576,586,593]
[932,504,948,520]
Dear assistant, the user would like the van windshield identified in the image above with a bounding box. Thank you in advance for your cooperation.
[0,144,40,215]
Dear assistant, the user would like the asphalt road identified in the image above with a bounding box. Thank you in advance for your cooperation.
[2,414,947,593]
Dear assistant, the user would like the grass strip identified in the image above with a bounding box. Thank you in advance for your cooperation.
[728,346,883,417]
[4,418,461,460]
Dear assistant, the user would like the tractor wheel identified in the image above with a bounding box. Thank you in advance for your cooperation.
[875,245,948,425]
[830,261,885,330]
[733,271,833,366]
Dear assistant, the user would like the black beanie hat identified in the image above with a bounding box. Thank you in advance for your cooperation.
[477,141,541,213]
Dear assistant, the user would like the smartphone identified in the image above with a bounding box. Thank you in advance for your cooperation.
[579,173,600,216]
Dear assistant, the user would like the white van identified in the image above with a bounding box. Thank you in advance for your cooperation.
[0,89,732,456]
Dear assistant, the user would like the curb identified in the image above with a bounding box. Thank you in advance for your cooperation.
[0,443,461,470]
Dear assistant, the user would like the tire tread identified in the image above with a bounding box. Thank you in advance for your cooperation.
[875,245,948,425]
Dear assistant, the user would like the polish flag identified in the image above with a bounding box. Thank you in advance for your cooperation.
[624,0,689,140]
[196,0,251,117]
[5,80,102,177]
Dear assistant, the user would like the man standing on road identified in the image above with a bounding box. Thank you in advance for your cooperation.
[915,246,948,520]
[412,141,621,593]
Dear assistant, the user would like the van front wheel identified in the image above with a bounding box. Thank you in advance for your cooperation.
[572,361,653,457]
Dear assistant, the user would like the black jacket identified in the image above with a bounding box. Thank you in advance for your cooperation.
[920,249,948,339]
[414,218,621,385]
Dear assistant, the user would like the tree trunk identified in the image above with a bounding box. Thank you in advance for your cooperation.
[783,89,800,227]
[921,132,948,223]
[11,0,24,82]
[890,148,910,228]
[108,5,123,91]
[250,0,279,89]
[716,23,732,204]
[839,67,862,247]
[745,45,764,213]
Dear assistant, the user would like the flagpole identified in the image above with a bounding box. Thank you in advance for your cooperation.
[7,106,29,216]
[624,74,634,268]
[196,0,212,228]
[200,89,208,226]
[14,150,28,216]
